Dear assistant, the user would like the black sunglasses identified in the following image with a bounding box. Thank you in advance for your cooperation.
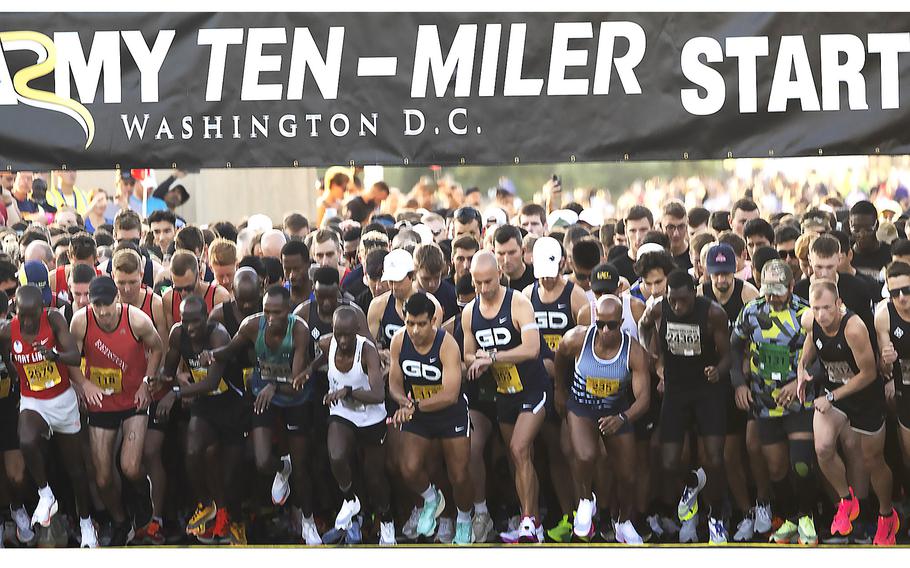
[173,283,196,295]
[890,285,910,299]
[777,249,798,259]
[595,320,622,331]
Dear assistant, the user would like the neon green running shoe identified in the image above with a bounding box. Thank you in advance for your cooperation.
[797,516,817,546]
[546,514,574,543]
[770,519,797,544]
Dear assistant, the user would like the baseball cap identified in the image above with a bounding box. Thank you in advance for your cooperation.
[547,209,579,229]
[381,248,415,282]
[412,223,434,244]
[578,209,604,228]
[532,237,562,278]
[705,243,737,275]
[760,259,793,297]
[483,207,507,227]
[20,261,52,306]
[591,262,620,294]
[246,214,274,234]
[496,178,516,196]
[89,275,118,305]
[120,169,137,183]
[636,242,665,261]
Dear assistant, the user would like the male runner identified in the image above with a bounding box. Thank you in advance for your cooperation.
[415,243,459,321]
[388,292,473,545]
[162,250,231,329]
[70,276,163,545]
[462,251,550,543]
[640,270,732,544]
[800,280,897,545]
[494,226,535,292]
[555,296,651,544]
[281,240,312,308]
[49,232,100,304]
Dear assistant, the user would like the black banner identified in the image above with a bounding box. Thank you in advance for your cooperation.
[1,12,910,169]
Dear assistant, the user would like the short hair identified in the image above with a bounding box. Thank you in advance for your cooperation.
[717,231,746,257]
[709,210,731,233]
[170,250,199,278]
[774,224,801,245]
[414,243,446,275]
[563,225,590,252]
[404,291,436,319]
[208,238,237,267]
[202,229,216,247]
[810,234,841,258]
[313,228,341,249]
[850,200,878,218]
[175,225,205,253]
[112,249,142,274]
[828,230,851,258]
[371,181,390,196]
[893,238,910,257]
[519,203,547,224]
[148,209,177,226]
[0,289,8,314]
[261,257,285,285]
[732,198,759,216]
[283,212,309,233]
[887,261,910,280]
[342,226,362,243]
[20,227,50,249]
[365,249,388,280]
[642,230,671,249]
[493,225,523,248]
[93,230,115,248]
[688,207,710,228]
[454,206,482,226]
[667,269,696,291]
[810,279,839,301]
[114,208,142,233]
[661,201,686,220]
[0,260,16,282]
[572,238,602,271]
[313,266,340,287]
[634,250,677,278]
[751,247,780,276]
[238,255,266,280]
[211,220,239,243]
[626,205,654,226]
[281,239,311,262]
[795,232,818,261]
[329,172,349,188]
[70,263,96,285]
[264,284,291,303]
[691,233,716,257]
[743,218,775,244]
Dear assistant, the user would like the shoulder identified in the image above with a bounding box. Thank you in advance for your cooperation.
[559,325,588,353]
[369,291,392,311]
[390,328,405,350]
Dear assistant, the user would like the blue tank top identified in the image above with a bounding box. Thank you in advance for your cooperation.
[400,328,467,417]
[571,326,632,412]
[530,280,577,353]
[379,295,405,350]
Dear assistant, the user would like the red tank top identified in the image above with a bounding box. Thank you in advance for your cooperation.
[54,264,102,304]
[171,283,217,324]
[11,310,71,400]
[137,288,165,402]
[83,305,147,412]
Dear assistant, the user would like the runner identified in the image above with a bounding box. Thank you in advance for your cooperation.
[69,276,163,546]
[162,250,231,329]
[280,240,312,308]
[554,296,651,544]
[494,226,535,292]
[388,292,473,545]
[49,232,100,305]
[415,243,459,321]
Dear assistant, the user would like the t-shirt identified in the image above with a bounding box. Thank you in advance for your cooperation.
[673,247,693,271]
[344,196,378,222]
[852,242,891,282]
[128,194,168,216]
[506,263,535,292]
[342,264,367,299]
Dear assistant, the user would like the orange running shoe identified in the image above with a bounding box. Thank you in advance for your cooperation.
[873,509,900,546]
[830,487,859,536]
[134,519,165,545]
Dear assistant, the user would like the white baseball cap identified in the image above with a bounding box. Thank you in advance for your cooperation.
[412,223,435,244]
[483,207,507,227]
[578,209,604,228]
[246,214,274,234]
[381,248,416,282]
[636,242,665,260]
[547,209,579,229]
[533,237,563,278]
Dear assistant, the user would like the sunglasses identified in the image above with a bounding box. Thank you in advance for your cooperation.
[595,320,622,331]
[890,285,910,299]
[777,249,798,259]
[173,284,196,295]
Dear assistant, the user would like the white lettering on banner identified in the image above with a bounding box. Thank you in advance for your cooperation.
[504,24,543,97]
[402,360,442,381]
[53,31,121,104]
[725,36,769,113]
[120,113,381,140]
[121,30,174,103]
[241,28,286,101]
[403,109,425,135]
[197,28,244,102]
[868,33,910,110]
[411,24,477,98]
[155,116,174,140]
[592,21,646,96]
[548,22,593,96]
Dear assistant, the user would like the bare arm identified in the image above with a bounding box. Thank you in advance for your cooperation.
[162,325,184,379]
[569,283,588,323]
[710,304,732,378]
[491,293,540,364]
[210,316,258,362]
[461,301,478,368]
[388,332,408,407]
[180,326,230,397]
[367,294,388,342]
[576,303,592,327]
[48,309,82,366]
[625,341,651,423]
[129,307,164,377]
[554,326,585,403]
[213,285,232,306]
[829,318,878,401]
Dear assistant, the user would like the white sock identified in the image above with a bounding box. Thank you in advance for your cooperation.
[474,500,488,515]
[420,484,437,504]
[80,517,94,529]
[302,514,314,524]
[457,508,472,523]
[38,485,54,500]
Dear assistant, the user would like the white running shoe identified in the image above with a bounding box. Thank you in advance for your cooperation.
[12,506,35,544]
[660,515,680,536]
[379,521,397,546]
[516,517,542,544]
[472,511,494,543]
[753,502,772,534]
[301,514,322,545]
[614,519,625,544]
[647,514,664,539]
[436,518,454,544]
[677,468,707,521]
[334,495,362,530]
[271,455,292,506]
[80,519,99,548]
[31,491,58,528]
[402,506,420,540]
[708,517,728,545]
[619,520,644,545]
[679,513,699,543]
[734,516,754,542]
[573,494,597,538]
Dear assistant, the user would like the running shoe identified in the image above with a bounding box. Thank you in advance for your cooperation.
[797,516,817,546]
[573,494,597,539]
[517,516,542,544]
[31,491,58,528]
[659,515,680,537]
[110,520,134,547]
[454,519,473,545]
[708,517,727,545]
[134,518,165,545]
[302,514,323,545]
[547,513,574,543]
[187,502,217,535]
[321,526,346,545]
[614,519,624,544]
[830,488,859,537]
[271,455,292,506]
[852,521,873,544]
[379,521,397,546]
[500,516,522,543]
[618,520,644,545]
[679,513,699,543]
[416,489,445,537]
[229,522,247,546]
[436,517,454,543]
[344,517,362,545]
[647,515,664,540]
[335,495,362,530]
[771,519,797,544]
[472,511,494,543]
[211,509,230,544]
[12,506,35,544]
[678,468,706,522]
[733,515,754,542]
[80,519,99,548]
[754,502,773,533]
[402,506,420,540]
[874,509,900,546]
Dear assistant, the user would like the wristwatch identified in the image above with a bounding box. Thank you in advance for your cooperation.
[490,350,497,363]
[618,412,629,423]
[826,391,835,403]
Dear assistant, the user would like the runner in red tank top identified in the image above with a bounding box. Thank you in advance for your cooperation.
[50,232,99,305]
[0,285,100,547]
[70,276,164,546]
[163,250,230,330]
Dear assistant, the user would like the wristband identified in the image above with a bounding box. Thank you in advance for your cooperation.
[142,376,152,385]
[172,385,182,399]
[618,412,628,424]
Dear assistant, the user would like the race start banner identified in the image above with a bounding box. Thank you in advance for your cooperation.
[1,12,910,169]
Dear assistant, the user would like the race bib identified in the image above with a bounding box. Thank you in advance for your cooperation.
[585,376,620,398]
[823,360,854,385]
[412,384,442,401]
[260,360,291,384]
[491,362,523,394]
[89,367,123,395]
[0,375,9,399]
[900,359,910,387]
[666,322,702,356]
[23,361,62,392]
[543,334,562,351]
[191,368,229,395]
[758,343,791,382]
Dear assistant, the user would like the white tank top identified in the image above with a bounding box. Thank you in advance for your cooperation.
[327,334,387,427]
[620,293,639,341]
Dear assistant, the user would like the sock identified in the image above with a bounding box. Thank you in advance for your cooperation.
[859,497,875,524]
[302,513,314,523]
[38,485,54,499]
[772,478,796,520]
[420,484,437,504]
[474,500,488,515]
[80,517,94,529]
[457,508,472,523]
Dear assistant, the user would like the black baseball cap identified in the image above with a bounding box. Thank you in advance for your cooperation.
[89,275,118,305]
[591,262,620,294]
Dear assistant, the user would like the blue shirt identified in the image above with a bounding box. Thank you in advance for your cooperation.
[128,194,168,216]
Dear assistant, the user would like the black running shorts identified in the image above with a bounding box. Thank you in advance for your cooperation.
[659,382,728,443]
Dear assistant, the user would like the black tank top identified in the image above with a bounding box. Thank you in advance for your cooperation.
[703,279,745,329]
[379,295,405,350]
[659,295,718,390]
[888,301,910,395]
[220,301,255,386]
[432,280,459,322]
[400,329,466,418]
[179,322,243,397]
[470,288,547,395]
[813,310,861,393]
[530,281,576,353]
